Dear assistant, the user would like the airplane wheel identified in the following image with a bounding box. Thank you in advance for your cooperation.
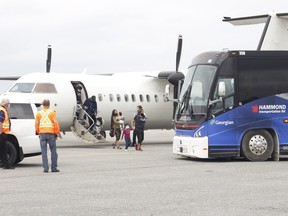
[241,130,274,161]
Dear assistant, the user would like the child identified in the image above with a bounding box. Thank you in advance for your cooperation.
[121,124,133,151]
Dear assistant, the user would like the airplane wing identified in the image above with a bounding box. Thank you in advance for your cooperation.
[223,12,288,50]
[107,71,176,79]
[222,14,269,25]
[223,13,288,26]
[144,71,187,79]
[0,76,20,81]
[277,12,288,19]
[156,71,176,79]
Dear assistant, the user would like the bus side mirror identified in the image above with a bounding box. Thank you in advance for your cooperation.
[218,81,226,97]
[165,84,170,101]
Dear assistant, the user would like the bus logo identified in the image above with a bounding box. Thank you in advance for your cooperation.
[252,104,286,114]
[252,105,259,113]
[210,120,234,126]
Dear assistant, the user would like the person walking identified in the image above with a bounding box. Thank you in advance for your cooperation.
[131,106,147,151]
[121,124,133,151]
[111,109,122,149]
[83,95,97,132]
[35,99,60,173]
[0,98,14,169]
[131,105,143,147]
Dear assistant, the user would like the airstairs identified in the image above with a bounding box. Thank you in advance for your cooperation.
[71,105,107,143]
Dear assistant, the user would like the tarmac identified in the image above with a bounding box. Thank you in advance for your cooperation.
[1,130,288,216]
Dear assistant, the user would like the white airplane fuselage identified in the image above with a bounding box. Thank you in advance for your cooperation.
[2,72,174,132]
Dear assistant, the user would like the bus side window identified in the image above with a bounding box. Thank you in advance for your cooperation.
[223,78,235,109]
[211,78,235,115]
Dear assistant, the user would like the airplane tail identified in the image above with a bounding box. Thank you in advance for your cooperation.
[223,12,288,50]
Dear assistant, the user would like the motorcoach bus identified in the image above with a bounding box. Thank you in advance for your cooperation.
[172,50,288,161]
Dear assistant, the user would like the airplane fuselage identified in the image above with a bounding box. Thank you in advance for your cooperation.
[2,72,174,132]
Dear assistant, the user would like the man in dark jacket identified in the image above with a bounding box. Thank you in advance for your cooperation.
[83,95,97,130]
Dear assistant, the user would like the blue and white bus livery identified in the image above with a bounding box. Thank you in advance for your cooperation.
[172,50,288,161]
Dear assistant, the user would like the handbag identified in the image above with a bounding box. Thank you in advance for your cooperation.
[109,129,115,137]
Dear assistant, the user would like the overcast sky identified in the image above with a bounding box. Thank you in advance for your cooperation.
[0,0,287,76]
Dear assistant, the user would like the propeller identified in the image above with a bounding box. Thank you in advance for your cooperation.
[46,45,52,73]
[168,35,185,117]
[176,34,182,72]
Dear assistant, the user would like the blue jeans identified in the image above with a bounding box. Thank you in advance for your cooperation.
[39,134,58,171]
[125,137,131,149]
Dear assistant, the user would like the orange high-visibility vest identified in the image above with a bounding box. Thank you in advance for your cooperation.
[35,109,60,134]
[0,106,10,134]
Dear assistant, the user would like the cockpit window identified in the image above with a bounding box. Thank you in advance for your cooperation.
[33,83,57,93]
[9,83,35,93]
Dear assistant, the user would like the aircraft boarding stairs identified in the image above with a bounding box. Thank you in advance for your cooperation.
[71,105,107,143]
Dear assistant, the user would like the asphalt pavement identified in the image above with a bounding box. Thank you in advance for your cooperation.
[1,130,288,216]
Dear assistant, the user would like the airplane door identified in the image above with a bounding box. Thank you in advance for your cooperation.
[71,81,88,107]
[70,81,106,142]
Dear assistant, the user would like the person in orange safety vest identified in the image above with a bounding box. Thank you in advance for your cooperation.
[0,98,14,169]
[35,99,60,173]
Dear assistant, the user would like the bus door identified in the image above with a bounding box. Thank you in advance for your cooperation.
[208,78,239,157]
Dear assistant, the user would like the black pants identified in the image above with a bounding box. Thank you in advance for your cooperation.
[132,130,136,146]
[0,133,9,167]
[135,130,144,144]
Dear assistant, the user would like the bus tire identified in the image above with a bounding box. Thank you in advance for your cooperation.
[7,140,18,165]
[241,130,274,161]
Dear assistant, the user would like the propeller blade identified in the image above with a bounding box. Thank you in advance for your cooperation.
[176,34,182,72]
[46,45,52,73]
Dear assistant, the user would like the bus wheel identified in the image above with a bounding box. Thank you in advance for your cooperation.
[7,140,18,165]
[241,130,274,161]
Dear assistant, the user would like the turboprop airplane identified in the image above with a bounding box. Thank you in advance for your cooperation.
[223,12,288,50]
[1,42,184,143]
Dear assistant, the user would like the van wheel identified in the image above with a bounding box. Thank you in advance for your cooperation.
[7,140,18,165]
[241,130,274,161]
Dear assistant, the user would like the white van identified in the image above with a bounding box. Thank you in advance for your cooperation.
[3,97,41,165]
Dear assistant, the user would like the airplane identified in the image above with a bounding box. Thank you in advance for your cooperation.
[223,12,288,50]
[0,41,185,143]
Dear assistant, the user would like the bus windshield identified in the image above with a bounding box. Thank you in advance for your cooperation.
[176,65,217,124]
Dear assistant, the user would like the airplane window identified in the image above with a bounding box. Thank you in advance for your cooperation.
[146,95,150,102]
[116,94,121,102]
[124,94,129,102]
[109,94,114,102]
[33,83,57,93]
[9,83,35,93]
[9,103,34,119]
[139,94,143,102]
[98,94,103,102]
[154,94,159,102]
[131,94,136,102]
